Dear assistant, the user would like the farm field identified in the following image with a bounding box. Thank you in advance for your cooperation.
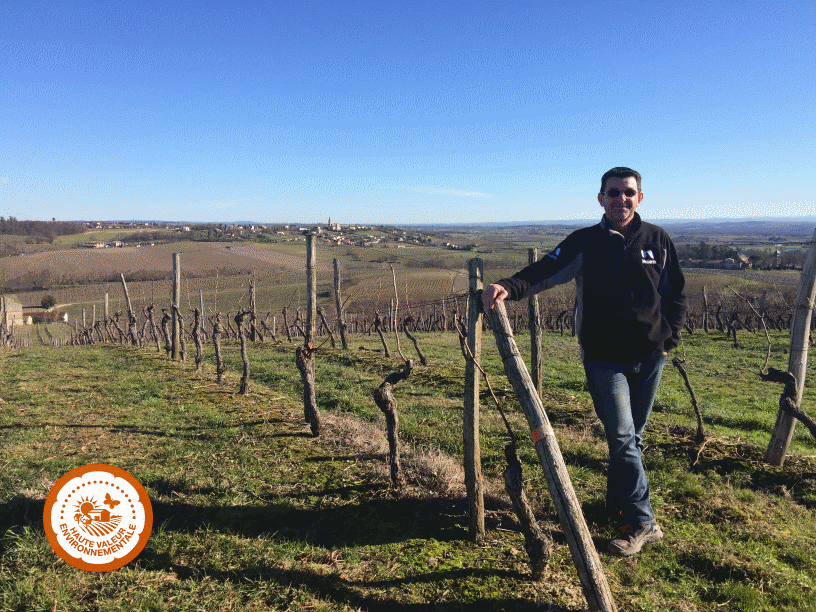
[3,230,803,349]
[1,324,816,611]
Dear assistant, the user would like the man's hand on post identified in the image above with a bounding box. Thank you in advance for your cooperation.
[482,284,508,311]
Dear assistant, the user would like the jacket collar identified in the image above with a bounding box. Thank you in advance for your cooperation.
[600,211,642,240]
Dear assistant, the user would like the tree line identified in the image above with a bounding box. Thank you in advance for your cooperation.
[0,217,85,241]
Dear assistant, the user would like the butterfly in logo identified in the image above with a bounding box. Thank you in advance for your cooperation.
[104,493,121,509]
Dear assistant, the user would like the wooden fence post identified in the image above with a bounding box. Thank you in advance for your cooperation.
[702,286,709,333]
[249,276,257,341]
[464,259,485,541]
[333,258,349,350]
[486,300,617,612]
[297,233,321,436]
[172,253,181,360]
[765,229,816,465]
[528,248,542,396]
[306,234,316,344]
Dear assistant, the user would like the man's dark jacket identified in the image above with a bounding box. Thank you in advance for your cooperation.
[496,213,687,362]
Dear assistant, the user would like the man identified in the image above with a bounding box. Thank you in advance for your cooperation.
[482,167,686,557]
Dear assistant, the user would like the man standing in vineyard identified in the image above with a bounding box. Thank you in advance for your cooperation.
[482,167,686,557]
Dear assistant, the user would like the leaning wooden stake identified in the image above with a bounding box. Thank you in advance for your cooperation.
[120,274,139,347]
[486,299,617,612]
[766,228,816,465]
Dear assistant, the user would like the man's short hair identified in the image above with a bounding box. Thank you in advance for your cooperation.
[600,167,642,193]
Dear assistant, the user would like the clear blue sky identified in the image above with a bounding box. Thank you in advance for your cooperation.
[2,0,814,224]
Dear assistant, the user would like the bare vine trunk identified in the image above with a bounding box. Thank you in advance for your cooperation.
[503,444,551,581]
[235,311,250,394]
[193,308,204,372]
[374,312,390,357]
[372,360,413,486]
[403,317,428,365]
[671,357,705,442]
[211,313,226,385]
[295,343,321,437]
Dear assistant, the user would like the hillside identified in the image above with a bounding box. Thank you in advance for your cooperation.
[2,326,815,611]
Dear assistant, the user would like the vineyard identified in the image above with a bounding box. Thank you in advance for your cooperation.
[2,232,816,611]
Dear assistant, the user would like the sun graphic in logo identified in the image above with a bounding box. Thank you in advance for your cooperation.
[70,494,122,537]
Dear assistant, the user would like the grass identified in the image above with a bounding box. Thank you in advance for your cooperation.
[1,325,815,611]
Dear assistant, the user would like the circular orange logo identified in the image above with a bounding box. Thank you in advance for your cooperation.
[43,463,153,572]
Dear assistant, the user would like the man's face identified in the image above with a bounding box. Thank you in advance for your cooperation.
[598,176,643,229]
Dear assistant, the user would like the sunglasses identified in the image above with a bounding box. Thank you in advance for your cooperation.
[603,188,638,198]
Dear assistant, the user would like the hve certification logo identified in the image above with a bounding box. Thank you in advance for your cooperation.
[43,463,153,572]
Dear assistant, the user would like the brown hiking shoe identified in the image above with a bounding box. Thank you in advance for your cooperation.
[608,523,663,557]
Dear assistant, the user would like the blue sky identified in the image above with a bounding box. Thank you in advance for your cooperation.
[2,0,814,224]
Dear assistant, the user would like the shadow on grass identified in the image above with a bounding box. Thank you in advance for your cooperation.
[149,494,468,548]
[0,482,466,548]
[138,554,569,612]
[0,494,571,611]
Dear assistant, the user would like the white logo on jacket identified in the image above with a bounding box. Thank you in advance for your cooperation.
[641,249,657,264]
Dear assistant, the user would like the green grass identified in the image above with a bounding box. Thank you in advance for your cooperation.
[1,326,815,611]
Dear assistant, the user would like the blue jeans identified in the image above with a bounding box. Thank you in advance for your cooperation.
[583,354,666,527]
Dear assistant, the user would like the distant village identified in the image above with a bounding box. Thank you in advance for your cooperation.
[79,219,478,251]
[77,220,799,270]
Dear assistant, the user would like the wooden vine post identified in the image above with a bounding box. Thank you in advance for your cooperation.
[249,276,258,341]
[528,248,542,395]
[171,253,181,360]
[765,228,816,465]
[306,234,316,343]
[333,258,349,350]
[463,258,485,540]
[296,233,320,437]
[485,298,617,612]
[120,274,139,347]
